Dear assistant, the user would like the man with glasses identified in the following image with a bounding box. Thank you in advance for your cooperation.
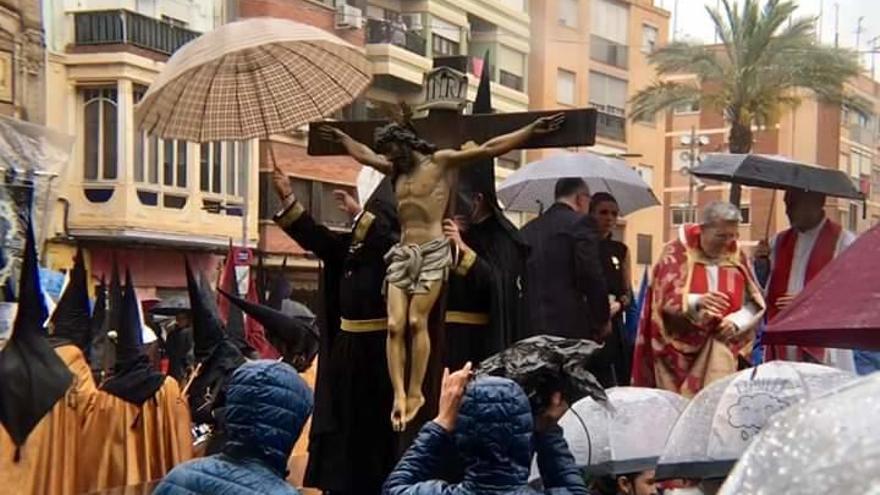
[631,201,766,397]
[522,178,611,343]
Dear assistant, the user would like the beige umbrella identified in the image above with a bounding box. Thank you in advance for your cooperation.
[135,17,371,142]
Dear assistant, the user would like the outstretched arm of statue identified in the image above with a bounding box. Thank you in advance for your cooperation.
[317,125,393,174]
[435,113,565,168]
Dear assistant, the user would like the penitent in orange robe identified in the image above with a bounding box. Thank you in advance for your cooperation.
[0,345,98,495]
[287,361,319,494]
[78,376,193,493]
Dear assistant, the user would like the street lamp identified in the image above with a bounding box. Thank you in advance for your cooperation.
[679,128,709,222]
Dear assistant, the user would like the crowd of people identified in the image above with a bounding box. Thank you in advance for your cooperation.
[1,135,878,494]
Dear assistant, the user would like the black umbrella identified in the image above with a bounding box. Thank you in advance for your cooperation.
[690,153,864,200]
[478,335,606,413]
[149,294,190,316]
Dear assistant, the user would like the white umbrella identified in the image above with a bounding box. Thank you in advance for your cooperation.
[719,372,880,495]
[561,387,687,476]
[356,166,384,208]
[497,152,658,215]
[655,361,855,481]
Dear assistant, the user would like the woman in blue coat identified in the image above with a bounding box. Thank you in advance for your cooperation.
[155,360,313,495]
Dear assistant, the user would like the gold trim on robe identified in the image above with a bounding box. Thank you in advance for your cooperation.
[453,248,477,277]
[274,197,305,230]
[444,311,490,326]
[340,317,388,333]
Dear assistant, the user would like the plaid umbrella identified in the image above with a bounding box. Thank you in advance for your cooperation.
[135,17,371,142]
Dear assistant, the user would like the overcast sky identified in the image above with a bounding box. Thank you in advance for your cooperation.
[663,0,880,74]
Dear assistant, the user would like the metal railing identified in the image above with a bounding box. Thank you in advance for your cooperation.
[365,18,427,56]
[74,10,200,56]
[597,111,626,142]
[590,35,628,69]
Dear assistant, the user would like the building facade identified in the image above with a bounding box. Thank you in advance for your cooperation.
[661,73,880,247]
[528,0,670,282]
[41,0,257,298]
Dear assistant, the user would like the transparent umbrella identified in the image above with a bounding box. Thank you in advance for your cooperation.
[719,372,880,495]
[561,387,687,476]
[655,361,855,481]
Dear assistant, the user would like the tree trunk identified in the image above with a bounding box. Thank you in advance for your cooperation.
[727,120,753,207]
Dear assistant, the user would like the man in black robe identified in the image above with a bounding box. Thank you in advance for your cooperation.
[442,58,531,370]
[272,168,399,495]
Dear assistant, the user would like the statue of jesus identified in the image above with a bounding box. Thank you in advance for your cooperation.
[320,112,564,431]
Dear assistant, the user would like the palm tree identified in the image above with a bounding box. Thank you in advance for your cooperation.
[630,0,864,205]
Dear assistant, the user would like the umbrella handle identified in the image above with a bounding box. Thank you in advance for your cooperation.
[570,408,592,468]
[763,190,776,241]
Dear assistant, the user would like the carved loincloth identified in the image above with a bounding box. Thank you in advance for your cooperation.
[384,238,452,295]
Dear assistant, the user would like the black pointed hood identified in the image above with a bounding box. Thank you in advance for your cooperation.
[185,257,226,361]
[267,256,291,311]
[364,176,399,234]
[49,247,91,351]
[460,51,498,209]
[99,270,165,405]
[218,288,318,368]
[0,216,73,449]
[223,273,252,355]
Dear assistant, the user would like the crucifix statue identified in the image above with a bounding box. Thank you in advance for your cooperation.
[309,57,597,432]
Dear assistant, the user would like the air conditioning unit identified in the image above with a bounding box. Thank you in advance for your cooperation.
[336,4,364,30]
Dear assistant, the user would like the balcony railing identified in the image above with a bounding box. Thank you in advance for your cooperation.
[596,111,626,142]
[590,35,628,69]
[74,10,200,56]
[365,18,427,56]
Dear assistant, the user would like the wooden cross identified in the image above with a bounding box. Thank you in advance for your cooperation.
[307,57,597,157]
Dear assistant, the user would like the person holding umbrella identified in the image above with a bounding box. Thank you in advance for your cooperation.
[757,190,857,371]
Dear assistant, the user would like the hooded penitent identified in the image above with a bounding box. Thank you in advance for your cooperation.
[0,216,73,451]
[99,269,165,405]
[80,270,192,492]
[184,258,245,427]
[0,218,96,495]
[219,288,319,371]
[48,247,92,352]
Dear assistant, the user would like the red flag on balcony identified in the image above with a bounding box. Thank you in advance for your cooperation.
[218,243,279,359]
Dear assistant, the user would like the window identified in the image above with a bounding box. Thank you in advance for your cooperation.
[674,100,701,114]
[739,206,751,225]
[559,0,578,27]
[636,164,654,187]
[589,71,627,116]
[591,0,628,45]
[848,203,859,231]
[200,141,249,197]
[497,46,525,91]
[82,87,118,181]
[134,134,188,188]
[557,69,576,105]
[852,149,872,177]
[642,24,658,53]
[432,35,459,56]
[671,206,696,225]
[431,17,460,56]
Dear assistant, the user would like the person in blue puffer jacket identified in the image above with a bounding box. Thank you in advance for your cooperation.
[154,360,313,495]
[383,363,588,495]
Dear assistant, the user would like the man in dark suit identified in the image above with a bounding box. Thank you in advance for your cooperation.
[522,178,610,342]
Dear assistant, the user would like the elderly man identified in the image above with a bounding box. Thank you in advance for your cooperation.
[632,202,766,397]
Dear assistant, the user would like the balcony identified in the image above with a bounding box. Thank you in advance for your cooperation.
[73,10,200,57]
[499,69,524,91]
[365,18,426,56]
[590,35,628,70]
[596,111,626,142]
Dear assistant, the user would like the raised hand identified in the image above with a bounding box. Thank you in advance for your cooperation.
[333,189,361,218]
[433,362,473,432]
[532,113,565,135]
[442,218,467,252]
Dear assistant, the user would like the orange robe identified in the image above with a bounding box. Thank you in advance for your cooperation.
[288,361,319,494]
[0,345,97,495]
[79,376,193,492]
[632,225,766,397]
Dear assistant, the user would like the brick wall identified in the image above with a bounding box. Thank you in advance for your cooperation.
[237,0,365,46]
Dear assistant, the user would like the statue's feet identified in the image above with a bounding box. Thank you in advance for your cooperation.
[391,395,407,432]
[403,393,426,425]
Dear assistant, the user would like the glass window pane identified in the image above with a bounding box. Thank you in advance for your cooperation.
[212,142,222,193]
[134,131,144,182]
[226,141,236,196]
[149,136,159,184]
[163,139,174,186]
[177,141,187,188]
[200,143,210,191]
[102,98,117,179]
[83,100,99,180]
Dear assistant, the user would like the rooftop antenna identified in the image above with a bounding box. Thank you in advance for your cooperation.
[834,2,839,48]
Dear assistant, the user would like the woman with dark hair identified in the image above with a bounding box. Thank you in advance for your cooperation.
[589,192,633,386]
[590,472,658,495]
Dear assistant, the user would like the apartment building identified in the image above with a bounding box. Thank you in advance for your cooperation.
[662,73,880,246]
[528,0,670,280]
[40,1,257,297]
